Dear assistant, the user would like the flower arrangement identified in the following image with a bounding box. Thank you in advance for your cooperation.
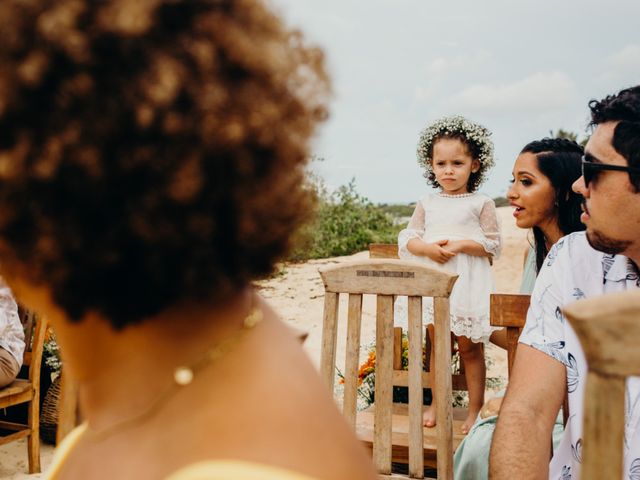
[43,330,62,381]
[340,335,432,408]
[416,115,495,192]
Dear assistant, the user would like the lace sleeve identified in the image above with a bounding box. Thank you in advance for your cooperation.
[472,199,502,259]
[398,200,425,260]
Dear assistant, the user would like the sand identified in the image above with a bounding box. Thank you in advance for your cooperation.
[0,206,527,478]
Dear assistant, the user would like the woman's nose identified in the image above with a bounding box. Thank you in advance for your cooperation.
[507,185,517,199]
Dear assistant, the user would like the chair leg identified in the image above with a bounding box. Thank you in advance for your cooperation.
[27,394,41,474]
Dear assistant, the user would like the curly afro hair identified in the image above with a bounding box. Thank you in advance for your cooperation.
[0,0,330,329]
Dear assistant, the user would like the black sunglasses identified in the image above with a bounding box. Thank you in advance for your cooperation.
[581,156,640,187]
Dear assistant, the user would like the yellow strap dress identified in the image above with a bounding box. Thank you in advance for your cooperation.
[45,424,318,480]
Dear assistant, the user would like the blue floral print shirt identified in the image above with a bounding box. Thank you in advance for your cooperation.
[519,231,640,480]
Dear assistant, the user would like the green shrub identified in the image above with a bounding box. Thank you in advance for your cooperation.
[377,203,416,218]
[289,178,401,261]
[493,196,509,207]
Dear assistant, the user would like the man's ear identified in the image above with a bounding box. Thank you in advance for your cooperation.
[471,159,480,173]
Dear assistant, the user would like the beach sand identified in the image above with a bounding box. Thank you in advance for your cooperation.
[0,206,527,479]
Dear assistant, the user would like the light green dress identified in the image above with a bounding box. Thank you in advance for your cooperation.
[452,246,564,479]
[519,246,537,294]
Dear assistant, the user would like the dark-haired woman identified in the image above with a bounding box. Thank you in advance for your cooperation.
[0,1,376,479]
[453,137,584,479]
[509,138,586,293]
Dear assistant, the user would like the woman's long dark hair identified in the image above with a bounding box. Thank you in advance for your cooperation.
[520,138,585,271]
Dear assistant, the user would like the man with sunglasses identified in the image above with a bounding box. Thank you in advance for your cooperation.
[490,85,640,479]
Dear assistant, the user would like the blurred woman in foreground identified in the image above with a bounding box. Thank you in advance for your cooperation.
[0,1,376,479]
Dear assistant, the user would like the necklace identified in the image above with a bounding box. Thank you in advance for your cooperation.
[437,191,475,198]
[86,296,263,441]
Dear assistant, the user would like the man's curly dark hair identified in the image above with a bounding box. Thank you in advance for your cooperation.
[588,85,640,191]
[0,0,330,329]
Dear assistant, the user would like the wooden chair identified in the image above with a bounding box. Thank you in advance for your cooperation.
[0,309,48,473]
[563,289,640,480]
[319,259,459,479]
[489,293,530,375]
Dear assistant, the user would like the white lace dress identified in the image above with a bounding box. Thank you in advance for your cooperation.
[394,192,501,344]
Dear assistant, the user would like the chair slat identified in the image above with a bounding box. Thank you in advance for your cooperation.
[0,429,31,445]
[18,307,35,349]
[393,328,402,371]
[22,352,32,367]
[28,315,47,384]
[582,371,625,480]
[505,329,520,377]
[320,292,339,392]
[373,294,394,474]
[407,296,424,478]
[434,297,453,480]
[343,294,363,428]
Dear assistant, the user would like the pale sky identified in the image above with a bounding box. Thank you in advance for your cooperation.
[270,0,640,203]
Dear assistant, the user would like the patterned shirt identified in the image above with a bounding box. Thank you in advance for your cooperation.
[0,277,24,365]
[519,231,640,479]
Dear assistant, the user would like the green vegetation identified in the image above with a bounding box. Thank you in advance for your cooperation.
[493,196,509,207]
[549,128,589,147]
[377,203,415,218]
[289,178,403,261]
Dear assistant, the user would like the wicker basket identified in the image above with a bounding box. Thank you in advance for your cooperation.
[40,376,60,444]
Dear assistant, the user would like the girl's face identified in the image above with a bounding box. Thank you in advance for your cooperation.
[431,138,480,195]
[508,152,557,230]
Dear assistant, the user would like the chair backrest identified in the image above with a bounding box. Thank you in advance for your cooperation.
[563,289,640,480]
[319,259,457,478]
[489,293,530,376]
[19,308,48,384]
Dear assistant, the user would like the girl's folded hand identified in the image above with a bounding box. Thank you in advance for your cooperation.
[425,239,456,263]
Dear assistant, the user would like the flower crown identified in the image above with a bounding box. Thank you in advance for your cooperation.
[416,115,495,190]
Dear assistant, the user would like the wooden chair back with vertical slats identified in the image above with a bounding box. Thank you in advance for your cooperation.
[563,289,640,480]
[0,308,48,474]
[319,259,458,479]
[489,293,530,375]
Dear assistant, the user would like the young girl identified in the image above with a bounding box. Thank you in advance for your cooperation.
[396,115,501,434]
